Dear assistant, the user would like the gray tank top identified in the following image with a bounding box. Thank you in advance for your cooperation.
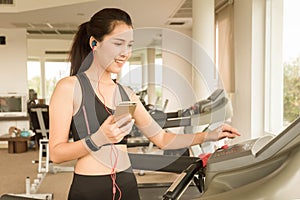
[70,72,130,144]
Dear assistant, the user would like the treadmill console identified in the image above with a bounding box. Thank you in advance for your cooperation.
[209,139,258,162]
[206,117,300,172]
[209,134,275,163]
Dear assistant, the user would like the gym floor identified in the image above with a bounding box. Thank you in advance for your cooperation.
[0,147,202,200]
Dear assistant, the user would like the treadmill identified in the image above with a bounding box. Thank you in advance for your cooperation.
[199,116,300,200]
[162,116,300,200]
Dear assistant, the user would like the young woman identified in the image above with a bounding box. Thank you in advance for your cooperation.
[49,8,240,200]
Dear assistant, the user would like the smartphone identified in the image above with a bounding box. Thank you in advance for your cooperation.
[114,101,137,122]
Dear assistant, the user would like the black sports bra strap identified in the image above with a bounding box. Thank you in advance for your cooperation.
[117,83,130,101]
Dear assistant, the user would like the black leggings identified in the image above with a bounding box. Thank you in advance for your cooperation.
[68,168,140,200]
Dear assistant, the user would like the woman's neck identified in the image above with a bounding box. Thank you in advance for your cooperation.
[85,63,114,84]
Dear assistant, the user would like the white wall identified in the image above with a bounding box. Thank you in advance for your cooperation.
[0,28,28,139]
[251,0,266,138]
[231,0,253,142]
[192,0,216,101]
[0,28,27,94]
[231,0,267,143]
[161,28,195,112]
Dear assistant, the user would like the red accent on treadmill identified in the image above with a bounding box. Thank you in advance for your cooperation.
[199,153,212,167]
[221,144,229,149]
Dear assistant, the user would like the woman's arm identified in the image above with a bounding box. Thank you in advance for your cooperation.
[49,77,89,164]
[147,124,239,150]
[131,93,240,150]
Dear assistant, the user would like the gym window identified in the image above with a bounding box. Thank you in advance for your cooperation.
[265,0,300,133]
[27,60,70,104]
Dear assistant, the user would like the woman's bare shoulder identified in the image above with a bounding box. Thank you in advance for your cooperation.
[57,76,77,87]
[50,76,79,103]
[53,76,79,93]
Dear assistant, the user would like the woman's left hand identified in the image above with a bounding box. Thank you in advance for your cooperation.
[204,124,241,142]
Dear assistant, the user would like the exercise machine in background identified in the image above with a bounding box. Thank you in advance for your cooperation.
[28,104,74,174]
[133,88,231,131]
[148,88,231,128]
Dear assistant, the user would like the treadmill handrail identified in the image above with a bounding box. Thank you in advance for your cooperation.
[129,153,200,173]
[163,159,203,200]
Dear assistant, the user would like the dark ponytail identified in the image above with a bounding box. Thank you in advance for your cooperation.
[69,22,91,75]
[69,8,133,76]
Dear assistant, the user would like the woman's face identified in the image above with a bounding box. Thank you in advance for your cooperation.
[93,23,133,74]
